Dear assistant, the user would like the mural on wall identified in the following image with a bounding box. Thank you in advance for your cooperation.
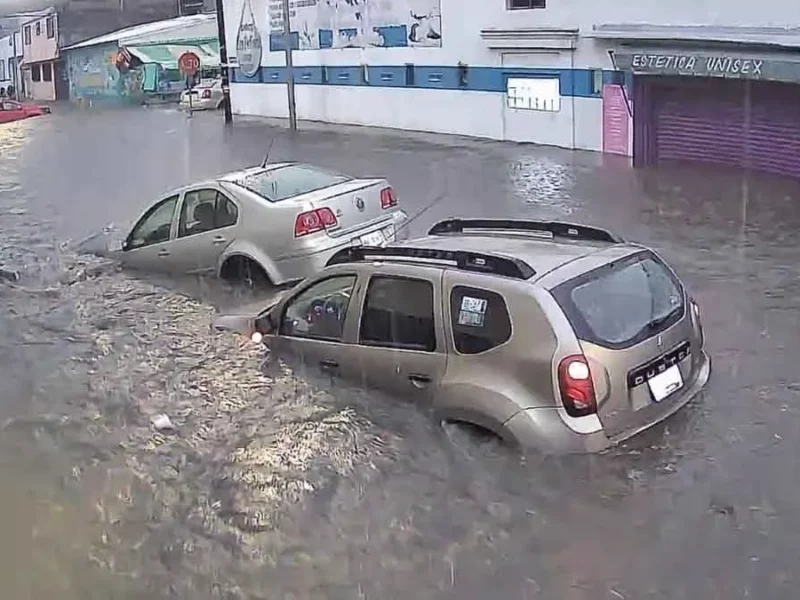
[67,45,146,101]
[67,47,120,97]
[267,0,442,51]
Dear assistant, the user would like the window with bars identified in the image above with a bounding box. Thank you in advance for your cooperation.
[506,77,561,112]
[508,0,546,9]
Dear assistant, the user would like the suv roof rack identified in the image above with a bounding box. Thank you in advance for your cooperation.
[326,245,536,280]
[428,218,623,244]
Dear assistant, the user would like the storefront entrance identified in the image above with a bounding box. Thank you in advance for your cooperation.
[633,76,800,179]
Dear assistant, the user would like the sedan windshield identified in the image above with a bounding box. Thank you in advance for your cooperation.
[236,164,352,202]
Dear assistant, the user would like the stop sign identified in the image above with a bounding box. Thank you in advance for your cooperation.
[178,51,201,76]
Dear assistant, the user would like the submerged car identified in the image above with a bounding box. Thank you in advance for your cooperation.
[215,218,711,454]
[179,79,224,111]
[0,99,50,124]
[104,162,408,286]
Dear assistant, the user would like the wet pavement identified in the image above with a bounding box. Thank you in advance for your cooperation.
[2,105,800,599]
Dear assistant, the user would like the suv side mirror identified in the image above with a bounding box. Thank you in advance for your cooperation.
[254,312,275,335]
[212,309,275,339]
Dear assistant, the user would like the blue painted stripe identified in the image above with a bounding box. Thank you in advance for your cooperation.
[231,65,623,98]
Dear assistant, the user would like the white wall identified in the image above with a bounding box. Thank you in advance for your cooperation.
[0,35,13,85]
[222,0,800,150]
[224,0,800,70]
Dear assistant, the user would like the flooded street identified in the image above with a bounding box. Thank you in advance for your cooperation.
[2,106,800,599]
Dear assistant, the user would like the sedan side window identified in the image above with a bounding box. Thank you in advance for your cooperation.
[127,195,179,249]
[215,193,238,228]
[280,275,357,341]
[179,189,218,238]
[359,276,436,352]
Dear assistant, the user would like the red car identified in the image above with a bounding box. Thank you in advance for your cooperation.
[0,100,50,124]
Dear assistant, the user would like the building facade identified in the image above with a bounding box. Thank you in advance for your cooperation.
[0,31,23,97]
[222,0,800,179]
[21,10,61,101]
[62,14,219,104]
[17,0,185,102]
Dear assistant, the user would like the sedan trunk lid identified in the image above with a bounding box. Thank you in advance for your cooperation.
[302,178,395,237]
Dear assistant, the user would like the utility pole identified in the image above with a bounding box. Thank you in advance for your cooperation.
[281,0,297,130]
[215,0,233,124]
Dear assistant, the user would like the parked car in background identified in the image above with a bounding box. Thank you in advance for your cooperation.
[0,100,50,124]
[180,79,225,112]
[214,218,711,454]
[102,162,408,287]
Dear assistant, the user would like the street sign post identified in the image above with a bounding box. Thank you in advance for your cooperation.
[178,51,201,77]
[281,0,297,131]
[179,51,201,116]
[215,0,233,124]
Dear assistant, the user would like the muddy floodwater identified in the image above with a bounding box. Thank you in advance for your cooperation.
[1,107,800,599]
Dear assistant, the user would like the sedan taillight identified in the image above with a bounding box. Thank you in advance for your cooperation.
[294,208,338,237]
[558,354,597,418]
[380,186,398,209]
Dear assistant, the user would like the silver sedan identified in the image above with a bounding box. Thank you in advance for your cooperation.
[179,79,224,112]
[108,162,409,286]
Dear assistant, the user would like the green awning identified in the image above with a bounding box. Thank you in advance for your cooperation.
[126,42,220,70]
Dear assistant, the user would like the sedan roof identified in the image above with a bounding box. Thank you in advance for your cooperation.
[217,162,295,183]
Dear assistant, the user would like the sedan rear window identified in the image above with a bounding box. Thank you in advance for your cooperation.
[551,252,685,350]
[237,164,352,202]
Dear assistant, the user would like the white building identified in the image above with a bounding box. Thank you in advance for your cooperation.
[0,30,23,97]
[223,0,800,179]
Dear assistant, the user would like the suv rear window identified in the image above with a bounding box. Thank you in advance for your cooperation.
[237,164,352,202]
[551,252,684,350]
[450,286,512,354]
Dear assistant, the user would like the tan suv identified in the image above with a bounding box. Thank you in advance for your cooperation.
[215,219,711,454]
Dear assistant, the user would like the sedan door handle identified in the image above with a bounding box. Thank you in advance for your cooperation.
[319,359,339,371]
[157,249,170,257]
[212,236,227,245]
[408,373,431,385]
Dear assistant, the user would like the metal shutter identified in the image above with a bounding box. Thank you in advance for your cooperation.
[640,77,800,180]
[748,82,800,178]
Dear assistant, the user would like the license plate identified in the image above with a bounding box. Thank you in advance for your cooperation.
[647,365,684,402]
[381,224,396,242]
[360,230,386,246]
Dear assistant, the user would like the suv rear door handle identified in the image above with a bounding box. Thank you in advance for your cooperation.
[157,249,170,257]
[212,235,226,245]
[408,373,431,385]
[319,359,339,371]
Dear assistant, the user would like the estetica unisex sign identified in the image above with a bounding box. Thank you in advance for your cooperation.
[613,50,800,83]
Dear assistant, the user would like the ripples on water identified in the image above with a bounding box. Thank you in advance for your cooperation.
[3,109,800,598]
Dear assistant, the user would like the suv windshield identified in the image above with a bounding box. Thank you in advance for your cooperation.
[552,251,685,349]
[236,164,352,202]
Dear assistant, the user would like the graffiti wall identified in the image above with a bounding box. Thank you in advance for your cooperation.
[66,42,146,103]
[237,0,441,57]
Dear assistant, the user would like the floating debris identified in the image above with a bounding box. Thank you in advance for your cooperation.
[2,251,404,593]
[0,267,20,282]
[150,414,175,433]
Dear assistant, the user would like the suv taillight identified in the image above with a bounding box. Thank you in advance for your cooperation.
[202,88,212,99]
[380,186,397,209]
[557,355,597,418]
[294,207,338,237]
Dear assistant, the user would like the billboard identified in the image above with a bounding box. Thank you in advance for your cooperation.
[267,0,442,51]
